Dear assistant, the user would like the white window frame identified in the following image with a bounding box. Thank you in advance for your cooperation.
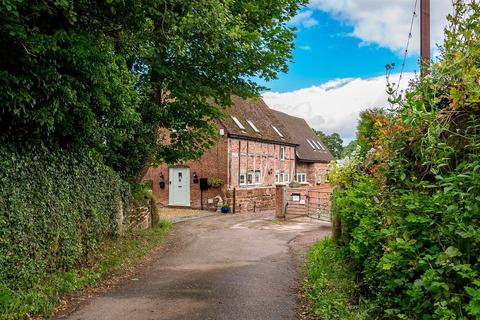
[272,125,284,137]
[246,119,260,133]
[317,141,326,151]
[247,172,254,185]
[306,138,316,150]
[275,170,289,185]
[279,145,285,160]
[239,173,247,185]
[296,173,307,183]
[231,116,246,130]
[254,170,262,185]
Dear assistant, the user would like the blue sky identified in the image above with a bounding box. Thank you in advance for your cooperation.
[260,10,419,93]
[262,1,453,142]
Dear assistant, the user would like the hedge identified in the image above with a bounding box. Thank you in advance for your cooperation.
[0,143,129,316]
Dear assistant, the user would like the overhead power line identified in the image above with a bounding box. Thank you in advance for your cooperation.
[397,0,419,91]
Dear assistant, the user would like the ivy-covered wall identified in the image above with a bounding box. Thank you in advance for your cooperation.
[0,144,129,304]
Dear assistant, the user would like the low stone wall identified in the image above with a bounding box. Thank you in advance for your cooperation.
[128,205,152,230]
[226,187,276,213]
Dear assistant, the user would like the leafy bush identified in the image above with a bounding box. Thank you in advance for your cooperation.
[326,2,480,318]
[0,143,129,318]
[306,237,368,319]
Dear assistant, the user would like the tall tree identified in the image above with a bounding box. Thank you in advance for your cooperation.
[0,0,306,180]
[315,130,344,159]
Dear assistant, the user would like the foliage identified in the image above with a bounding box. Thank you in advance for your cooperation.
[306,237,368,319]
[326,1,480,318]
[0,143,130,318]
[0,219,170,319]
[341,140,358,159]
[210,178,224,187]
[0,0,306,180]
[315,130,344,159]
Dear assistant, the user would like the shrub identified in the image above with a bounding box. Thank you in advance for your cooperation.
[325,2,480,318]
[0,143,129,317]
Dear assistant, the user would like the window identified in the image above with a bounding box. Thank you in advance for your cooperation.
[275,171,290,184]
[247,172,254,185]
[241,171,262,186]
[246,120,260,133]
[306,138,316,150]
[279,145,285,160]
[317,141,326,151]
[254,170,261,184]
[231,116,246,130]
[272,125,284,137]
[296,173,307,183]
[239,173,246,185]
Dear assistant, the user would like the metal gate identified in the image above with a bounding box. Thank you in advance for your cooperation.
[284,186,331,221]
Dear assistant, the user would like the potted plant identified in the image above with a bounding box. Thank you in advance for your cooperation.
[221,203,230,214]
[211,178,224,188]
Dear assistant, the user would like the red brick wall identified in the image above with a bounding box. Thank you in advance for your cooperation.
[143,136,229,209]
[295,162,329,185]
[143,135,296,211]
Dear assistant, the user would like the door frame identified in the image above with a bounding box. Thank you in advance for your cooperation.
[168,167,191,206]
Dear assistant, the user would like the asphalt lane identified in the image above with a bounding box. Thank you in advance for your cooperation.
[60,212,330,320]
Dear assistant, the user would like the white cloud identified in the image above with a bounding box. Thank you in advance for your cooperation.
[307,0,453,54]
[262,73,416,143]
[298,45,312,50]
[289,10,319,28]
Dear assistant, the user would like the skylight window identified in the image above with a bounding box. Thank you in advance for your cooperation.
[306,139,316,150]
[231,116,245,130]
[316,141,326,151]
[246,119,260,133]
[272,125,284,137]
[312,140,322,150]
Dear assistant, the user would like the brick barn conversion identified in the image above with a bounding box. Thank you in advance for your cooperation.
[143,96,333,212]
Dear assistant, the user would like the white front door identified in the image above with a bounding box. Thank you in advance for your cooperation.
[169,168,190,206]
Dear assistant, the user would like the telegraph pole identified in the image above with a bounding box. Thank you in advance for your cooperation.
[420,0,430,77]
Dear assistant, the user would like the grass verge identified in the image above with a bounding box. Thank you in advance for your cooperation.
[1,221,171,320]
[305,237,368,320]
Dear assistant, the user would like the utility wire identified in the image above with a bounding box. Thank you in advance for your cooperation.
[397,0,419,91]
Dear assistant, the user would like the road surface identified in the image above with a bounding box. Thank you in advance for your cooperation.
[59,212,330,320]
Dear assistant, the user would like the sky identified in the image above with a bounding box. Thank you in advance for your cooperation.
[261,0,454,144]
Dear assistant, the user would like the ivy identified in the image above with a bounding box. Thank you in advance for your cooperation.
[0,143,129,316]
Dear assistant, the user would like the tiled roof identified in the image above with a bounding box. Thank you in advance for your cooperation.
[271,110,334,163]
[218,96,296,145]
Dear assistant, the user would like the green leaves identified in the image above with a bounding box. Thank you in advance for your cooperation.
[0,0,304,180]
[0,143,130,318]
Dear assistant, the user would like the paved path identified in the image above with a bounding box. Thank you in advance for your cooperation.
[60,212,330,320]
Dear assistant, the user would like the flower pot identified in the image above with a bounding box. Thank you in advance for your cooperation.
[221,207,229,214]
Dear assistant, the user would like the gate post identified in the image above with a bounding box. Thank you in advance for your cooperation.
[275,185,286,219]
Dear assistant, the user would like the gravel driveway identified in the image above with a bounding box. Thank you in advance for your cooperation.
[58,212,330,320]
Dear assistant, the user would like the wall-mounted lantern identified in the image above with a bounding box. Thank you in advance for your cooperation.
[159,173,165,189]
[193,172,199,184]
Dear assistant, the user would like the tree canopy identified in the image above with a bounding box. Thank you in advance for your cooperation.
[314,130,344,159]
[0,0,306,180]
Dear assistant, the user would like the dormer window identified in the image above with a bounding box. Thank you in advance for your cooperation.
[272,125,284,137]
[231,116,246,130]
[246,119,260,133]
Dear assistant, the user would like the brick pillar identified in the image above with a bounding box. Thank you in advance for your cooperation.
[275,185,286,219]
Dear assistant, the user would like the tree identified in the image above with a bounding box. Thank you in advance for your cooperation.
[315,130,344,159]
[0,0,306,180]
[340,140,357,158]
